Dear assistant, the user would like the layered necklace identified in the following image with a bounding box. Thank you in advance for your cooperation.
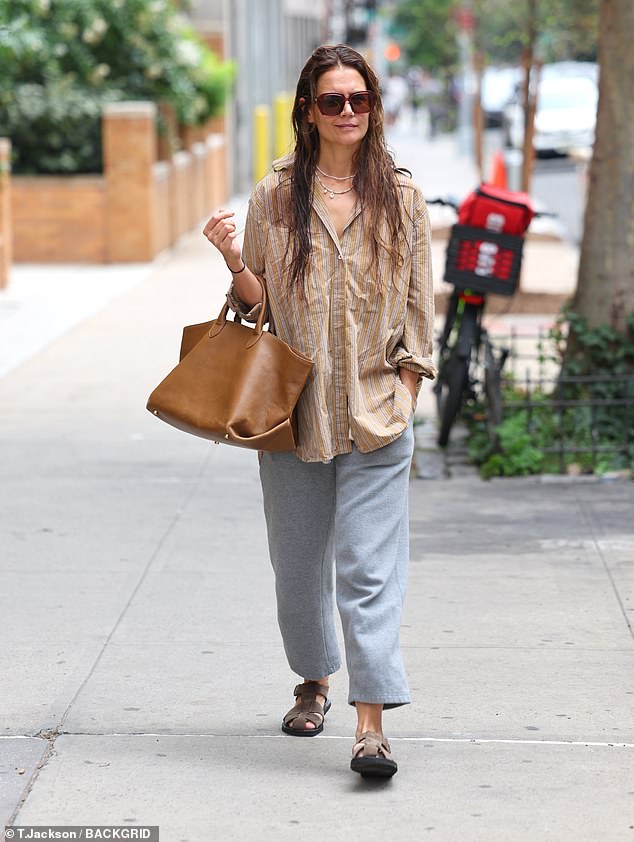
[315,165,356,200]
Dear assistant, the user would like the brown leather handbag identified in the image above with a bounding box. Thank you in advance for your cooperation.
[146,280,313,451]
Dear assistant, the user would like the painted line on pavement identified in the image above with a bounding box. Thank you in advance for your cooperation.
[4,734,631,748]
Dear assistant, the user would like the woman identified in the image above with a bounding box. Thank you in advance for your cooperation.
[203,44,435,778]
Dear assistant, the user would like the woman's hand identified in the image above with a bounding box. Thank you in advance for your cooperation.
[202,208,242,270]
[398,367,418,410]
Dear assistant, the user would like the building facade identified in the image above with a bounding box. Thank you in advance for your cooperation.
[190,0,326,193]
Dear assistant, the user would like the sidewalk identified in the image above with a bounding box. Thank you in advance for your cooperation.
[1,226,633,841]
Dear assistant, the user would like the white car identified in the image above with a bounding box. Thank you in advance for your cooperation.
[504,74,598,156]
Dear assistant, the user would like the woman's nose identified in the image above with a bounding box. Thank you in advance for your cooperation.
[341,99,354,115]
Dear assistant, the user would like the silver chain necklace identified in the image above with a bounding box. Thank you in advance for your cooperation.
[315,172,355,200]
[316,164,356,181]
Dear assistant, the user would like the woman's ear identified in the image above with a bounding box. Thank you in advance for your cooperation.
[298,96,315,123]
[299,97,312,122]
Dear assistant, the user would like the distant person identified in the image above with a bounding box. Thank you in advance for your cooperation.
[406,67,424,127]
[203,44,435,778]
[383,69,409,126]
[421,74,446,138]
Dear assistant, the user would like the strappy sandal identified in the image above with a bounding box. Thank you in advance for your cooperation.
[350,731,398,778]
[281,681,331,737]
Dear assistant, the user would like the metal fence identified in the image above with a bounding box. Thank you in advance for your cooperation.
[501,371,633,472]
[480,329,633,472]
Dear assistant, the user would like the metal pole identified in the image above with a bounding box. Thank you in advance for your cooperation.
[456,2,474,158]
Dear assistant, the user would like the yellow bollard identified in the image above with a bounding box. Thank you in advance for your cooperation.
[253,105,271,184]
[274,93,294,158]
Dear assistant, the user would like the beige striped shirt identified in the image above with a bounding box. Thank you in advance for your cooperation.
[228,161,436,463]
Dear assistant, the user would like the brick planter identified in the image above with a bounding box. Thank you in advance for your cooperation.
[11,102,228,263]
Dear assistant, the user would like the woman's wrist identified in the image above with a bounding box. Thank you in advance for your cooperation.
[226,258,246,274]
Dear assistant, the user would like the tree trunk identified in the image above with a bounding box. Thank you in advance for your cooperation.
[473,51,484,182]
[573,0,634,332]
[520,0,538,193]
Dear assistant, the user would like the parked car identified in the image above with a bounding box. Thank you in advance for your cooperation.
[503,72,598,156]
[540,61,598,84]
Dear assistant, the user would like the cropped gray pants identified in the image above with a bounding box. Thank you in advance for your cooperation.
[259,418,414,708]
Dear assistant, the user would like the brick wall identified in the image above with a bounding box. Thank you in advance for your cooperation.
[10,102,228,264]
[13,177,107,263]
[0,138,11,288]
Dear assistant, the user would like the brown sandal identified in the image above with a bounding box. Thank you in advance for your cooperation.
[281,681,331,737]
[351,731,398,778]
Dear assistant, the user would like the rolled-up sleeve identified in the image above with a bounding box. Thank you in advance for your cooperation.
[226,190,267,322]
[388,199,436,388]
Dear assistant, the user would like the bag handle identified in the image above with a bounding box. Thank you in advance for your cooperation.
[209,275,267,348]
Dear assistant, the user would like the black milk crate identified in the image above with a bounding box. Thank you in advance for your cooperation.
[443,223,526,297]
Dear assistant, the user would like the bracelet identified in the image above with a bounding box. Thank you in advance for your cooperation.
[227,260,246,274]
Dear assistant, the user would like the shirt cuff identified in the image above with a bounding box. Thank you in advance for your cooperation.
[390,350,437,381]
[226,283,262,322]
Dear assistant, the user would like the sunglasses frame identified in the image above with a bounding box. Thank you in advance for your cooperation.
[314,90,377,117]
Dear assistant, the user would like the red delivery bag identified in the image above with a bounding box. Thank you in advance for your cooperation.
[458,184,535,235]
[452,185,535,287]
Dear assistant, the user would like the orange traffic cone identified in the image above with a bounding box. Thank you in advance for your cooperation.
[488,150,507,189]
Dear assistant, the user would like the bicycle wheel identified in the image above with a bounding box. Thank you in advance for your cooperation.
[437,300,479,447]
[437,353,469,447]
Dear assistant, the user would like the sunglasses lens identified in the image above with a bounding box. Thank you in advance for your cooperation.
[318,94,346,116]
[349,92,374,113]
[315,91,376,116]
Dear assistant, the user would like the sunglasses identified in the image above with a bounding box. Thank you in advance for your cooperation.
[314,90,377,117]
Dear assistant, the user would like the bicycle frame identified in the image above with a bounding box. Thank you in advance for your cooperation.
[435,288,487,447]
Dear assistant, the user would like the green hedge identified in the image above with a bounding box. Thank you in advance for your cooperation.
[4,82,124,174]
[0,0,234,174]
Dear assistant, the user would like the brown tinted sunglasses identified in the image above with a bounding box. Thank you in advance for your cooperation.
[314,90,377,117]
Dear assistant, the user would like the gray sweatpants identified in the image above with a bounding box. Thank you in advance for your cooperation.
[259,418,414,708]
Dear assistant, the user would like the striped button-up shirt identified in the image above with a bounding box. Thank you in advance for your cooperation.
[228,162,436,463]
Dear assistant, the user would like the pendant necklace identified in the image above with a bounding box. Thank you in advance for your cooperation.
[315,172,355,200]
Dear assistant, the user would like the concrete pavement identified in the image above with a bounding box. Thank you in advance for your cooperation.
[1,223,634,841]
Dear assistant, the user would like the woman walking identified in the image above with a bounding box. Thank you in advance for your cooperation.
[203,44,435,778]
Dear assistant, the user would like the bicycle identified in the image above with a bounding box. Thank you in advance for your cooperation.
[427,185,544,447]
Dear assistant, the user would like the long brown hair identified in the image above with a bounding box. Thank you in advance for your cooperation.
[276,44,407,291]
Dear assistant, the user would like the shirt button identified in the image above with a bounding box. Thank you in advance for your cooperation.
[337,254,343,260]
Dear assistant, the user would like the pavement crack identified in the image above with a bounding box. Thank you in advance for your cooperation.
[7,727,62,827]
[54,447,215,733]
[575,493,634,643]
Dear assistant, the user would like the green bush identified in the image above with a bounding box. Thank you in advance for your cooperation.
[4,81,124,174]
[0,0,234,173]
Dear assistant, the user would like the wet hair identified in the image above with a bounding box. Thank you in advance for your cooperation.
[275,44,407,292]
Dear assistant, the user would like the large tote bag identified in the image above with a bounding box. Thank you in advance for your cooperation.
[147,279,314,451]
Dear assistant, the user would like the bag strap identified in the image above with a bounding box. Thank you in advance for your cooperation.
[209,275,267,346]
